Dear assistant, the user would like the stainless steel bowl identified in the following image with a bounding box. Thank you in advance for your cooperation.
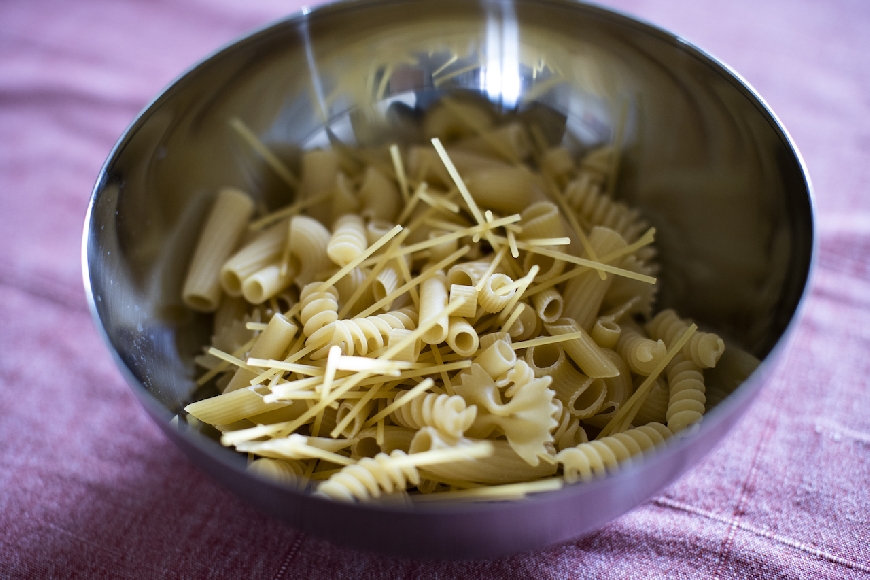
[82,0,814,559]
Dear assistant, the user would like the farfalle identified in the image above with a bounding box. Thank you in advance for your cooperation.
[454,361,557,466]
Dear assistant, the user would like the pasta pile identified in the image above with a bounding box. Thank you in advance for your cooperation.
[180,95,733,503]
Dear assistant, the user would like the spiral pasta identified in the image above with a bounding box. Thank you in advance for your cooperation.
[316,450,420,502]
[298,283,339,338]
[632,375,669,426]
[307,310,418,359]
[616,323,667,375]
[564,173,648,244]
[328,214,368,267]
[557,422,672,483]
[647,309,725,369]
[665,353,707,433]
[390,393,477,439]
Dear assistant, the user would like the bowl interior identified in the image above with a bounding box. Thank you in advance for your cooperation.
[84,0,813,558]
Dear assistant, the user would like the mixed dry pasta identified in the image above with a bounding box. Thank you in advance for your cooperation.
[180,95,732,503]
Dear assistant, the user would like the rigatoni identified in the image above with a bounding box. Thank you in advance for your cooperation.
[182,188,254,312]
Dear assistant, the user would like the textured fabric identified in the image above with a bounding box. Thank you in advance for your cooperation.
[1,0,868,577]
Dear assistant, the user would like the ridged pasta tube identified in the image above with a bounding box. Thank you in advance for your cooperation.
[518,201,565,240]
[562,227,628,332]
[330,172,360,221]
[453,122,532,161]
[545,318,619,378]
[423,98,494,141]
[419,272,450,345]
[372,259,405,310]
[532,287,563,324]
[410,428,557,484]
[583,350,633,428]
[647,309,725,369]
[220,219,286,297]
[616,324,667,375]
[603,255,658,318]
[333,266,375,315]
[478,273,515,313]
[315,450,420,502]
[298,283,339,338]
[446,259,501,288]
[448,284,478,319]
[299,149,339,225]
[557,422,672,483]
[390,393,477,439]
[473,339,516,380]
[335,399,374,438]
[507,303,541,341]
[526,342,607,419]
[478,331,511,352]
[182,188,254,311]
[590,316,621,349]
[328,214,368,267]
[224,312,298,393]
[666,353,707,433]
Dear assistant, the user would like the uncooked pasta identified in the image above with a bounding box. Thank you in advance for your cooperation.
[180,94,738,504]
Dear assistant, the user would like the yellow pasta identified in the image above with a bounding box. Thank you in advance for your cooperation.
[182,188,254,311]
[446,317,479,356]
[179,94,742,504]
[545,318,619,379]
[647,309,725,369]
[418,272,449,345]
[286,215,332,287]
[328,214,368,267]
[220,219,286,297]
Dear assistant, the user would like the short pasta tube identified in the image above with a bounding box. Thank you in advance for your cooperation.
[419,272,449,345]
[561,226,628,331]
[447,317,479,356]
[464,166,533,214]
[410,428,557,485]
[220,219,286,297]
[518,201,565,240]
[224,312,298,393]
[545,318,619,378]
[182,188,254,312]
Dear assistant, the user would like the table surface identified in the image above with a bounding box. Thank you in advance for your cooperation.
[2,0,869,578]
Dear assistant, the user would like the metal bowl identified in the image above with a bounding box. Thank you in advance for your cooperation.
[82,0,814,559]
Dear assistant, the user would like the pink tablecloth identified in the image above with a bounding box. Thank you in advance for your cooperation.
[2,0,868,577]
